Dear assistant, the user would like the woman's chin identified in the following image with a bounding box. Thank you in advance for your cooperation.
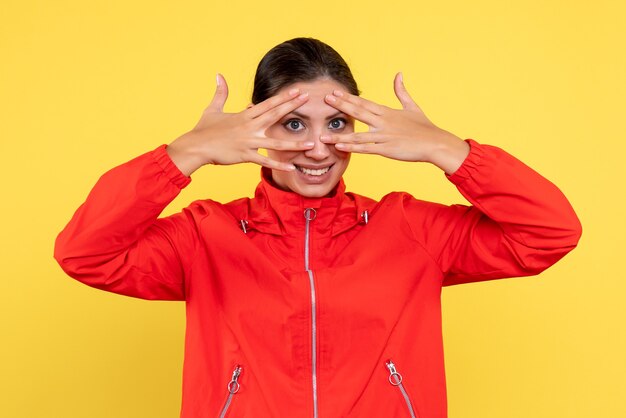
[292,183,336,198]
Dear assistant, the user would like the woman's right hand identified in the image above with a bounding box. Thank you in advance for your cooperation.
[167,74,312,176]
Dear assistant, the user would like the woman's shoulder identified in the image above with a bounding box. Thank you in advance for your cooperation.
[349,190,455,213]
[162,197,249,225]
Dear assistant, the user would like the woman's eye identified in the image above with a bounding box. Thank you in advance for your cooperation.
[329,118,346,130]
[284,119,304,131]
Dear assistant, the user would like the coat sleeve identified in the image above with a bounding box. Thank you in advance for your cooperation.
[54,145,196,300]
[405,139,582,286]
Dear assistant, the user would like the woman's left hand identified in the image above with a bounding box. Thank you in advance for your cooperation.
[321,73,470,175]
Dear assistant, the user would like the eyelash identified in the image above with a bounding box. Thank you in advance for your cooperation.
[283,118,347,132]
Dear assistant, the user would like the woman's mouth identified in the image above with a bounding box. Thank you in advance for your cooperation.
[295,165,333,176]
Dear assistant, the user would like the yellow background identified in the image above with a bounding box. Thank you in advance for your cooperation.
[1,0,624,417]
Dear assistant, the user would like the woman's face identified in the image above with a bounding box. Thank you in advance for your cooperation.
[264,78,354,198]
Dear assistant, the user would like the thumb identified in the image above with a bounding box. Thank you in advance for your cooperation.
[207,73,229,112]
[393,72,421,112]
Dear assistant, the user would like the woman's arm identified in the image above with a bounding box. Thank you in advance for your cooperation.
[405,140,582,285]
[322,74,582,283]
[54,146,193,300]
[54,75,314,299]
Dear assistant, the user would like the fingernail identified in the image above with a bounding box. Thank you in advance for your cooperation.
[399,72,404,82]
[286,164,296,171]
[333,90,344,97]
[216,73,221,86]
[319,135,331,141]
[325,94,336,103]
[335,143,347,150]
[303,141,315,147]
[289,88,300,96]
[298,92,309,100]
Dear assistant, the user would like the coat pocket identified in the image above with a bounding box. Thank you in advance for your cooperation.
[385,360,419,418]
[218,364,243,418]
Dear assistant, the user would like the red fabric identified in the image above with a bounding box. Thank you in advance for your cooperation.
[54,140,581,417]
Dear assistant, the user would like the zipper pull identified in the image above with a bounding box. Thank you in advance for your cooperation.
[304,208,317,221]
[227,365,242,394]
[386,360,403,386]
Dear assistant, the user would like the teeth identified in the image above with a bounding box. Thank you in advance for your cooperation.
[297,166,331,176]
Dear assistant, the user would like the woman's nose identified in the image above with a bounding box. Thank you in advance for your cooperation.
[303,132,331,160]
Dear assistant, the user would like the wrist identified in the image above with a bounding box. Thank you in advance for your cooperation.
[167,132,209,176]
[427,132,470,175]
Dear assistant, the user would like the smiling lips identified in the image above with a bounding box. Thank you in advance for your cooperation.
[296,165,333,176]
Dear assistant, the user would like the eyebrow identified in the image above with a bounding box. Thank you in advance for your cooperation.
[289,111,347,120]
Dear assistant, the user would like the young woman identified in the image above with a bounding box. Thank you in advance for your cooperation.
[55,38,581,418]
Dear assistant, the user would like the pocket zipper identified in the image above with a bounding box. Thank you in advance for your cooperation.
[386,360,418,418]
[218,365,242,418]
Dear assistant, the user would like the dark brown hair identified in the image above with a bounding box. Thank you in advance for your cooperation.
[252,38,359,104]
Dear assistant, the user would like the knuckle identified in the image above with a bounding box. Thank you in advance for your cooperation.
[267,96,280,107]
[267,107,283,120]
[253,154,268,166]
[270,139,283,149]
[347,95,359,104]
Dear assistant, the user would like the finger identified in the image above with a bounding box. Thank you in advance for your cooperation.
[249,138,315,151]
[333,142,378,154]
[393,72,422,112]
[320,132,386,144]
[324,94,381,126]
[245,87,304,119]
[331,90,386,115]
[254,92,309,127]
[247,152,296,172]
[207,73,229,112]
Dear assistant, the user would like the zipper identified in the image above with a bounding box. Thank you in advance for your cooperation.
[386,360,418,418]
[218,365,242,418]
[304,208,318,418]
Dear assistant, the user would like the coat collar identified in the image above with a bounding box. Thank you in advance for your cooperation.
[233,168,376,237]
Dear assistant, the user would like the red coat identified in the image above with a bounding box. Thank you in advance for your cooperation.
[54,140,581,418]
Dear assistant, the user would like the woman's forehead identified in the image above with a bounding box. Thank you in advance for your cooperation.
[281,78,345,99]
[282,79,346,118]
